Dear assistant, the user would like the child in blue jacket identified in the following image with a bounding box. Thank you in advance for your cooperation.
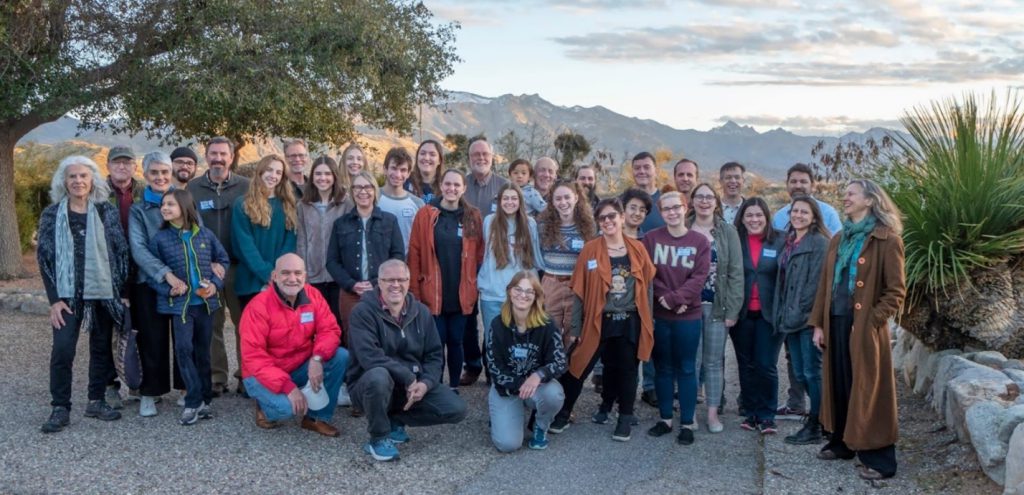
[149,189,230,425]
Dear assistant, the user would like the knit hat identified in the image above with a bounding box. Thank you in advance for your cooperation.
[170,147,199,163]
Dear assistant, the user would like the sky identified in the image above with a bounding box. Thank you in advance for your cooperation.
[423,0,1024,136]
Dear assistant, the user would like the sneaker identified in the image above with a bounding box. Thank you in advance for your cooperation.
[758,420,778,435]
[592,409,611,425]
[548,415,570,434]
[647,421,673,437]
[84,400,121,421]
[776,406,807,420]
[105,386,123,410]
[677,424,696,445]
[612,416,633,442]
[390,424,409,444]
[337,384,352,407]
[740,416,757,431]
[41,406,70,433]
[529,426,549,450]
[198,402,214,420]
[640,390,658,407]
[176,393,186,407]
[180,407,200,426]
[364,438,399,461]
[139,396,158,417]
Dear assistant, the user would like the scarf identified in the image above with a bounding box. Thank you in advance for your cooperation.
[143,185,170,206]
[833,214,876,294]
[55,198,114,300]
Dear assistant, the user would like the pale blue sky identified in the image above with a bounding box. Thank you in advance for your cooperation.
[425,0,1024,135]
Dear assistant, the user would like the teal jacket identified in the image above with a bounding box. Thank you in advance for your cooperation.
[231,196,297,296]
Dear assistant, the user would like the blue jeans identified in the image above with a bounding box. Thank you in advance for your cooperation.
[730,312,784,421]
[173,306,214,409]
[488,381,565,452]
[652,319,702,423]
[479,300,503,339]
[435,313,468,387]
[786,328,822,415]
[244,349,349,422]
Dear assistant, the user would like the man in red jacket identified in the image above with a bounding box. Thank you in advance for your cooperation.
[240,253,349,437]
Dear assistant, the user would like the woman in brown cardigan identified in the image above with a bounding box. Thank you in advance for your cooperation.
[548,198,656,442]
[809,179,905,480]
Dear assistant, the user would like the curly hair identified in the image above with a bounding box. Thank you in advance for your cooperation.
[243,154,297,230]
[538,180,597,249]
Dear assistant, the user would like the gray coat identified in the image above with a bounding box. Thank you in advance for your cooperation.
[772,231,829,334]
[128,199,171,284]
[709,218,744,322]
[296,199,353,284]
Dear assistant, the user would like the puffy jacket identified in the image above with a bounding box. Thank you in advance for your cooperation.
[407,203,484,315]
[772,231,829,334]
[296,199,352,284]
[148,225,230,320]
[239,284,342,394]
[325,207,404,292]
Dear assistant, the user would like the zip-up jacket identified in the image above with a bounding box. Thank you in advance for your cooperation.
[296,199,353,284]
[186,172,250,262]
[407,202,484,315]
[148,225,229,319]
[486,317,566,397]
[325,207,404,292]
[239,283,342,395]
[346,290,444,391]
[772,231,829,334]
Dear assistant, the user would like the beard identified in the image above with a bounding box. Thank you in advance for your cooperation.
[175,169,195,183]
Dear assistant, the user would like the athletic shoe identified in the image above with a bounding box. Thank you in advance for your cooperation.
[364,438,399,461]
[180,407,200,426]
[390,424,409,444]
[640,390,658,407]
[677,424,695,445]
[105,386,123,410]
[139,396,158,417]
[758,420,778,435]
[548,415,570,434]
[775,406,807,420]
[40,406,70,433]
[647,421,673,437]
[592,409,611,425]
[612,416,633,442]
[84,400,121,421]
[337,384,352,407]
[176,392,186,407]
[198,402,214,420]
[529,426,549,450]
[740,416,757,431]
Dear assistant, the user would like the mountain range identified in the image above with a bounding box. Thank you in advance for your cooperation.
[18,91,904,180]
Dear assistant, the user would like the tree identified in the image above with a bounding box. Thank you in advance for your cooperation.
[523,122,552,161]
[0,0,458,278]
[444,133,469,168]
[809,135,894,206]
[495,128,526,163]
[553,130,592,177]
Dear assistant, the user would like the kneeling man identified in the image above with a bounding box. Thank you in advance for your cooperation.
[240,253,349,437]
[347,259,467,461]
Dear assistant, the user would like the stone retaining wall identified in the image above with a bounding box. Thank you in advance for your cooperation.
[0,288,51,316]
[894,327,1024,494]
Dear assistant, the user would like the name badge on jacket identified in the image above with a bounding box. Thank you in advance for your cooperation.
[300,312,314,324]
[763,249,777,258]
[199,200,215,211]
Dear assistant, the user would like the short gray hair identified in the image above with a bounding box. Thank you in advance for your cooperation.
[142,151,172,174]
[378,259,409,276]
[50,155,110,204]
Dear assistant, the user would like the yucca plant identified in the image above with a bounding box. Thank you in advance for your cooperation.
[890,90,1024,356]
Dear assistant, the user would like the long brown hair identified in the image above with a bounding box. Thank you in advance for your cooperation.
[408,140,444,198]
[160,189,201,230]
[538,179,597,249]
[788,195,831,238]
[243,154,297,230]
[489,183,537,270]
[302,157,347,206]
[439,168,482,238]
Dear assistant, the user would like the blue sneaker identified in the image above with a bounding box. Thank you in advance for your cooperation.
[363,438,399,461]
[390,424,410,444]
[528,426,549,450]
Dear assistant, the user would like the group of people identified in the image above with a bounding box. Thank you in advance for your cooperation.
[36,136,905,478]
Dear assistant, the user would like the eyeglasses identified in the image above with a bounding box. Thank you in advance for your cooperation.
[352,185,374,192]
[172,159,196,167]
[693,194,716,202]
[380,277,409,285]
[662,204,685,213]
[511,286,535,297]
[109,160,135,168]
[285,153,308,160]
[596,212,619,223]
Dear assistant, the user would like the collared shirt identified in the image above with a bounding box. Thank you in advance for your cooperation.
[108,177,138,233]
[465,171,508,216]
[378,291,408,325]
[721,196,745,225]
[772,197,843,235]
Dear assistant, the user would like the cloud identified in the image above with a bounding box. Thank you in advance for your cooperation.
[717,114,902,134]
[429,5,502,26]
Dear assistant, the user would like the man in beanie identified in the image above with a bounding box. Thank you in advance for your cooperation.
[170,147,199,189]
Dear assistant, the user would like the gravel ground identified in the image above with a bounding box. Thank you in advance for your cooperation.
[0,309,1001,494]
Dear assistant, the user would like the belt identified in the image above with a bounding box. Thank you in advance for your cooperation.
[545,274,571,282]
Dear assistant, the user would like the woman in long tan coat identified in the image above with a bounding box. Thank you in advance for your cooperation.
[809,179,905,480]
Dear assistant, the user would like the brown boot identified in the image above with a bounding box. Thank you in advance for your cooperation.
[301,417,340,437]
[255,408,282,430]
[459,369,481,386]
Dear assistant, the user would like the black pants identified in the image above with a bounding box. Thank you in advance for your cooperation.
[462,304,483,373]
[311,281,342,331]
[349,367,468,441]
[823,313,898,476]
[50,302,116,409]
[557,333,640,421]
[132,283,183,396]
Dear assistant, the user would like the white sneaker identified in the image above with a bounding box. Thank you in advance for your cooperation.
[337,384,352,407]
[176,391,186,407]
[139,396,158,417]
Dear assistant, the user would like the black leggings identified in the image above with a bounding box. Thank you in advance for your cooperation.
[557,334,640,421]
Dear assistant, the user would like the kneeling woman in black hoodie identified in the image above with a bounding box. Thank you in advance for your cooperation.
[486,271,567,452]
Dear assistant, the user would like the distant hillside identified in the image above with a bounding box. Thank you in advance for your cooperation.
[19,91,906,180]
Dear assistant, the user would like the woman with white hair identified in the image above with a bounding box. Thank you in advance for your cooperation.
[37,155,130,433]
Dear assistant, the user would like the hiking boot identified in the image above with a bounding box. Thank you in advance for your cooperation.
[41,406,70,433]
[758,420,778,435]
[105,386,123,410]
[740,416,757,431]
[785,415,823,445]
[364,438,399,461]
[640,390,658,407]
[84,400,121,421]
[647,420,672,437]
[529,426,549,450]
[592,409,611,425]
[459,368,481,386]
[548,415,570,434]
[677,424,696,445]
[139,396,158,417]
[612,416,633,442]
[390,424,410,444]
[180,407,200,426]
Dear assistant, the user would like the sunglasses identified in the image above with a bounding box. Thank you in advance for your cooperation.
[596,212,619,223]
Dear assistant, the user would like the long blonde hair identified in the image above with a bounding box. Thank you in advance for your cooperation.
[243,154,297,230]
[848,179,903,235]
[500,271,549,328]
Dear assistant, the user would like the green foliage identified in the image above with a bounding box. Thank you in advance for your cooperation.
[553,130,592,177]
[444,133,468,168]
[887,91,1024,300]
[13,142,98,252]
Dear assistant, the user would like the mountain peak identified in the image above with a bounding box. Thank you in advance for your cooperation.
[711,120,759,137]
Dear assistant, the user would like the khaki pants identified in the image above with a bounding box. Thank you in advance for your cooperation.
[211,264,242,386]
[541,275,574,343]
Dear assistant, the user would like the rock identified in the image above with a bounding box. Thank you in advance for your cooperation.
[0,294,27,312]
[1006,424,1024,494]
[976,351,1011,369]
[931,354,976,410]
[892,327,915,372]
[903,339,929,387]
[19,298,50,316]
[944,362,1021,441]
[967,401,1009,484]
[1006,360,1024,371]
[1006,370,1024,398]
[963,352,978,361]
[1000,405,1024,443]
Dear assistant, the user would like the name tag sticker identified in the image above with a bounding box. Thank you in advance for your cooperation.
[490,203,497,213]
[513,347,528,359]
[457,227,463,238]
[571,239,584,250]
[763,249,777,258]
[300,312,314,324]
[587,259,598,270]
[200,200,215,210]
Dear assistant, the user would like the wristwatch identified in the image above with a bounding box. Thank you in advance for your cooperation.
[312,355,323,363]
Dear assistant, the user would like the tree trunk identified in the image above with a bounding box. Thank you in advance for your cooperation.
[0,135,24,279]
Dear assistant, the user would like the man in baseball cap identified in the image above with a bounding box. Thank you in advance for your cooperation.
[170,147,199,189]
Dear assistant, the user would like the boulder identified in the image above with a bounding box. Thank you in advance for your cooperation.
[976,351,1011,369]
[0,293,27,312]
[967,401,1009,484]
[944,363,1021,441]
[1006,371,1024,401]
[892,327,915,371]
[903,339,930,387]
[20,298,51,316]
[1006,360,1024,371]
[1000,405,1024,444]
[1005,424,1024,494]
[932,354,982,411]
[920,349,962,399]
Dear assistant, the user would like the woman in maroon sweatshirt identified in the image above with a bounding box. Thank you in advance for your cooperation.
[641,191,710,445]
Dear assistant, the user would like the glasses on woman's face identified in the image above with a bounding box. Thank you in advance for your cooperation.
[352,184,374,192]
[511,286,535,297]
[662,204,684,213]
[693,194,716,203]
[596,212,619,223]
